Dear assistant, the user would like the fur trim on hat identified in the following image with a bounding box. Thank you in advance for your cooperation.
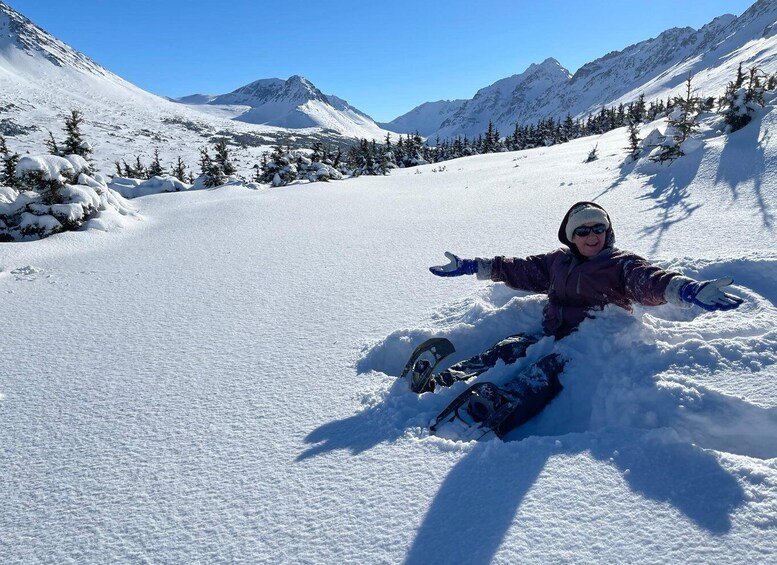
[565,205,610,240]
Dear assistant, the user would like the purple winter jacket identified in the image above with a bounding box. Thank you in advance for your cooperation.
[487,202,681,338]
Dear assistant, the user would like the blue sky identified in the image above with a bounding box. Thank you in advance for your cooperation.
[8,0,758,122]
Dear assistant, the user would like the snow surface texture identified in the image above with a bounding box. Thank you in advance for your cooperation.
[2,102,777,564]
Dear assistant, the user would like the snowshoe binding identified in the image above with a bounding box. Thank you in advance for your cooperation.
[430,382,519,440]
[399,338,456,393]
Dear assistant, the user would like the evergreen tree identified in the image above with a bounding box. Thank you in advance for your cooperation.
[627,120,641,161]
[630,94,646,124]
[45,131,59,155]
[669,74,701,145]
[147,148,165,178]
[259,145,297,185]
[483,121,500,153]
[0,135,21,188]
[63,109,90,158]
[213,138,236,176]
[135,155,147,179]
[199,147,225,187]
[172,156,187,182]
[311,141,324,163]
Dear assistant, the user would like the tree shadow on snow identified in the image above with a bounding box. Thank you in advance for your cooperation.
[637,149,705,255]
[403,427,747,565]
[715,118,774,229]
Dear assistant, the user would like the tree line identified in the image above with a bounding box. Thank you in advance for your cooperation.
[2,64,774,192]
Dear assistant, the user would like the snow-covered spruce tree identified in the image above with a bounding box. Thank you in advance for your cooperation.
[118,156,147,179]
[63,109,92,160]
[626,120,641,161]
[259,145,298,186]
[213,138,236,176]
[628,93,646,124]
[672,74,702,144]
[1,154,131,241]
[720,64,767,133]
[585,144,599,163]
[296,141,344,182]
[652,73,701,162]
[482,121,500,153]
[45,131,59,156]
[172,156,187,182]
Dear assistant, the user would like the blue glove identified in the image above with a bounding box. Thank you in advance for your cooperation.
[679,277,743,311]
[429,252,478,277]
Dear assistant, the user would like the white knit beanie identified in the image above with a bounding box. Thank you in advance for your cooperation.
[565,204,610,240]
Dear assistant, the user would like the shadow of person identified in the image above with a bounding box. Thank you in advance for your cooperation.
[403,441,551,565]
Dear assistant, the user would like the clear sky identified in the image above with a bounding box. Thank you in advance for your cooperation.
[7,0,758,122]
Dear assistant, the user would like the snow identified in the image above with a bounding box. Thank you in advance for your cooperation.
[108,175,191,199]
[1,97,776,563]
[15,154,76,181]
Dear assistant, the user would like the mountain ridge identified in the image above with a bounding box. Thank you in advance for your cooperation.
[176,74,385,135]
[387,0,777,140]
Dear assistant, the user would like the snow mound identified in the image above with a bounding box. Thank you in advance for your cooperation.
[108,175,191,198]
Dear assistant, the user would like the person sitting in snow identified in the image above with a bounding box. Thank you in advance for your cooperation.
[422,201,743,436]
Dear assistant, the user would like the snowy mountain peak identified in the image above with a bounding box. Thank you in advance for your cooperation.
[176,74,390,138]
[277,74,327,104]
[391,0,777,141]
[0,1,105,75]
[530,57,571,78]
[206,75,328,108]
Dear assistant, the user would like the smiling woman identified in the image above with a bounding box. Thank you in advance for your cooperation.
[419,201,743,438]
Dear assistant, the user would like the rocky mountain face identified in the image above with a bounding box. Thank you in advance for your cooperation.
[388,0,777,141]
[0,1,105,75]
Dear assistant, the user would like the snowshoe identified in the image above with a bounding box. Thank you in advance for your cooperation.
[399,338,456,393]
[430,353,565,440]
[429,382,519,440]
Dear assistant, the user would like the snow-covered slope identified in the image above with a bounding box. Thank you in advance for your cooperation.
[0,3,389,178]
[2,85,776,562]
[393,0,777,140]
[176,75,395,141]
[379,99,467,137]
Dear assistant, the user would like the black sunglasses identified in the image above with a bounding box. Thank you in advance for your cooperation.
[573,223,607,237]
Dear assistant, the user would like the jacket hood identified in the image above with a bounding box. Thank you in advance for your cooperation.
[558,201,615,258]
